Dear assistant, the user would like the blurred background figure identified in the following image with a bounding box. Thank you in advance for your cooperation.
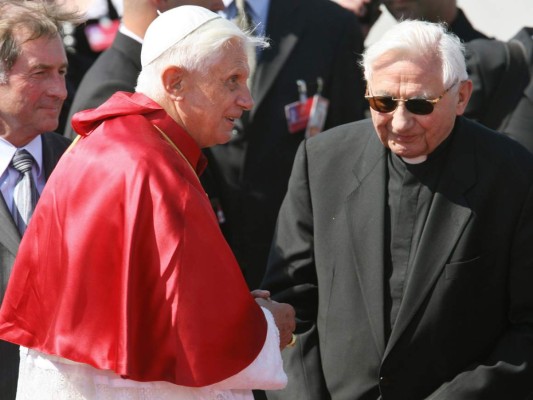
[60,0,123,133]
[64,0,224,138]
[464,27,533,153]
[381,0,489,42]
[331,0,382,38]
[209,0,366,292]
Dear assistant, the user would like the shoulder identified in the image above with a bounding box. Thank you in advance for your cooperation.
[459,117,533,173]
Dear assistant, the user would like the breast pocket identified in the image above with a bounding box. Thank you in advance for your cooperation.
[444,256,483,281]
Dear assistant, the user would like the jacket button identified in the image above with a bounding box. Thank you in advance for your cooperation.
[379,376,392,387]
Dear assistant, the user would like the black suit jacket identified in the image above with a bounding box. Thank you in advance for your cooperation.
[64,31,142,138]
[262,117,533,399]
[0,132,71,400]
[209,0,366,289]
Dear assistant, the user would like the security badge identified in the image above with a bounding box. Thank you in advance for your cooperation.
[284,78,329,138]
[85,17,120,52]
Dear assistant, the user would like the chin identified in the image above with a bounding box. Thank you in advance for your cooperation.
[38,118,60,133]
[217,131,234,145]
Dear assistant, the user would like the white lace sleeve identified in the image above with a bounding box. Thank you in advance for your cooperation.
[15,308,286,400]
[210,306,287,391]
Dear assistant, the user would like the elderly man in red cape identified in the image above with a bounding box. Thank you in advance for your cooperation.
[0,5,295,399]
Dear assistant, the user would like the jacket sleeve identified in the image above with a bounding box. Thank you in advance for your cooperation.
[261,142,331,400]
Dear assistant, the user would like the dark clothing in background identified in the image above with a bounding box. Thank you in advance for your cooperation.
[465,27,533,153]
[209,0,366,290]
[64,31,142,138]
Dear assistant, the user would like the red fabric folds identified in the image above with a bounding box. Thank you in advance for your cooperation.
[0,92,267,387]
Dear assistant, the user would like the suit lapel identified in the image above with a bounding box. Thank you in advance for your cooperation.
[346,132,388,355]
[384,122,477,356]
[42,133,66,179]
[250,0,302,117]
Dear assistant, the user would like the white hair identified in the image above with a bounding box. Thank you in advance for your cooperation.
[360,20,468,89]
[136,18,268,102]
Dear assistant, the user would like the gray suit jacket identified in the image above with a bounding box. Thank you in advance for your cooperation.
[263,117,533,399]
[0,132,70,399]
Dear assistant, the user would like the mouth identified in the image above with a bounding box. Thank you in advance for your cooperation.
[392,133,418,143]
[226,114,242,124]
[40,104,62,112]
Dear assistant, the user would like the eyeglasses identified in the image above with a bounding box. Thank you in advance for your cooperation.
[365,83,457,115]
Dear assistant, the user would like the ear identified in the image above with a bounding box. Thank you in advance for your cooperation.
[455,79,473,115]
[162,66,184,100]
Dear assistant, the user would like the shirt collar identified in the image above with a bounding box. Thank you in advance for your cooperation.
[119,24,143,44]
[0,135,43,177]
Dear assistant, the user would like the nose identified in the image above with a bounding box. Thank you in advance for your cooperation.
[47,73,68,101]
[390,102,415,132]
[238,85,254,111]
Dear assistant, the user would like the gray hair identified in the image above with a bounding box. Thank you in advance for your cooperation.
[0,0,83,83]
[360,20,468,89]
[135,17,268,102]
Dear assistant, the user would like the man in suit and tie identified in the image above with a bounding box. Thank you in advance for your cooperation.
[63,0,225,139]
[212,0,366,290]
[0,1,75,398]
[262,20,533,399]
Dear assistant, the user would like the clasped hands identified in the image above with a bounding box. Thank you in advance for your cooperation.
[252,289,296,350]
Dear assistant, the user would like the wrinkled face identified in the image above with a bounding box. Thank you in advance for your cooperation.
[382,0,449,21]
[0,31,68,145]
[367,52,471,159]
[175,40,253,148]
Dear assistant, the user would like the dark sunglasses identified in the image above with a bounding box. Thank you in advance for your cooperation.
[365,83,457,115]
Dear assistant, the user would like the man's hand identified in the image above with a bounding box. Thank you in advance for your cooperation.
[254,294,296,350]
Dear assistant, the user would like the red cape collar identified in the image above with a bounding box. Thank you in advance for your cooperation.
[71,91,207,175]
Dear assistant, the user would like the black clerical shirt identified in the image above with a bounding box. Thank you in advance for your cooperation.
[384,133,454,339]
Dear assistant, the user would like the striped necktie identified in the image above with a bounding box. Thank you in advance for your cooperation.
[11,149,40,235]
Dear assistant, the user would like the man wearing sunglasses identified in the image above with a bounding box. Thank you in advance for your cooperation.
[261,20,533,400]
